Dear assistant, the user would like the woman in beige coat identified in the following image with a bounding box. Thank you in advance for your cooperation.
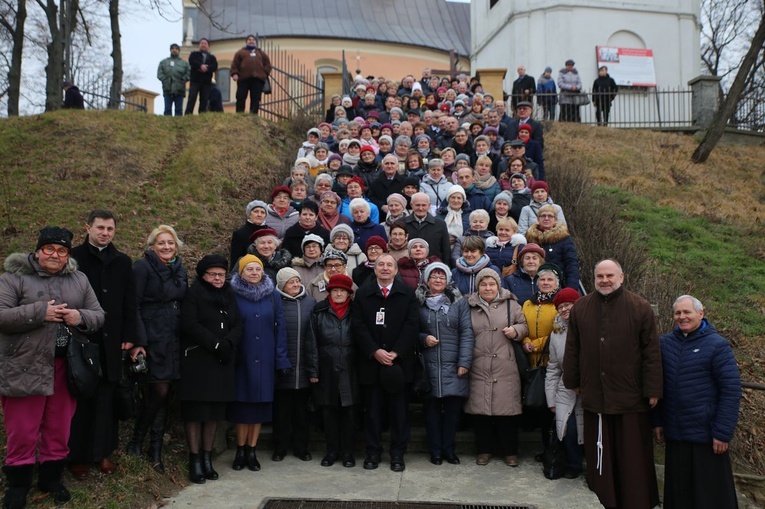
[465,268,528,467]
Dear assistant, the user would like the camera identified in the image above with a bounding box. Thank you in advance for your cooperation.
[130,353,148,374]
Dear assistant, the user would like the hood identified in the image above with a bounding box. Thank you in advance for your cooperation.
[3,252,78,276]
[525,221,570,245]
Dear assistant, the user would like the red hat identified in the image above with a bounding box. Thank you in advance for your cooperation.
[530,180,549,194]
[553,288,581,308]
[326,274,354,293]
[249,227,279,244]
[270,185,292,200]
[359,145,376,156]
[366,110,380,119]
[439,104,451,112]
[347,176,366,191]
[517,243,545,261]
[365,236,388,253]
[518,123,533,133]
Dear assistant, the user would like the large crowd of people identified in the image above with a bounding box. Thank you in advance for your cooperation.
[0,64,742,509]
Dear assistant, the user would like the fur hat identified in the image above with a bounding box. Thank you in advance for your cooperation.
[36,226,73,251]
[275,267,301,291]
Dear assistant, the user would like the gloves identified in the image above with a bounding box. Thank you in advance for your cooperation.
[277,368,295,378]
[216,340,233,365]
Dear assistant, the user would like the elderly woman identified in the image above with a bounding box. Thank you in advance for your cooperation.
[247,228,292,282]
[127,225,188,474]
[417,263,474,465]
[307,247,356,302]
[558,59,584,123]
[384,193,409,237]
[328,224,366,272]
[340,177,380,224]
[306,274,359,468]
[271,268,317,463]
[318,191,351,232]
[326,94,342,123]
[488,191,513,232]
[387,220,410,262]
[524,204,580,291]
[350,198,388,252]
[486,217,527,276]
[291,234,325,284]
[473,155,500,203]
[398,239,441,289]
[420,159,453,213]
[452,237,500,295]
[266,186,300,239]
[450,209,495,266]
[437,185,471,246]
[230,200,269,270]
[393,135,412,165]
[503,243,545,306]
[517,181,566,235]
[352,236,388,287]
[228,255,291,472]
[179,255,242,484]
[310,175,334,205]
[503,171,532,222]
[441,147,457,180]
[282,200,330,258]
[465,268,528,467]
[545,288,584,479]
[0,227,105,506]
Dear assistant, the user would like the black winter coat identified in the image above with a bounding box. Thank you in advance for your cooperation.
[368,173,405,219]
[133,250,187,381]
[246,246,292,282]
[230,222,268,270]
[188,50,218,84]
[179,278,242,402]
[275,287,316,390]
[70,241,137,383]
[403,214,452,265]
[352,279,420,384]
[282,223,330,259]
[306,300,358,407]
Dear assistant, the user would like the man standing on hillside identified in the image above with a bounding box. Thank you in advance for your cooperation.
[230,35,272,115]
[563,259,662,509]
[157,43,190,116]
[510,66,535,113]
[68,210,136,479]
[185,38,218,115]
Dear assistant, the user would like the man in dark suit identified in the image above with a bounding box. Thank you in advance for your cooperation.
[352,254,420,472]
[68,209,137,479]
[510,66,536,113]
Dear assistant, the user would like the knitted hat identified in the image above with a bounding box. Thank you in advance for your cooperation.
[510,172,527,184]
[530,181,549,194]
[326,274,354,293]
[320,191,342,206]
[301,233,325,250]
[518,123,532,134]
[328,153,343,164]
[380,123,393,132]
[36,226,73,250]
[367,110,380,119]
[423,262,451,284]
[413,134,432,147]
[196,254,228,279]
[321,246,348,265]
[245,200,268,218]
[403,177,421,190]
[408,238,429,255]
[476,267,501,287]
[518,243,546,261]
[347,176,366,192]
[359,145,376,157]
[447,184,466,200]
[365,236,388,253]
[492,191,513,208]
[275,267,301,290]
[390,107,403,117]
[347,139,362,148]
[306,127,320,138]
[249,227,279,244]
[238,254,263,274]
[386,193,407,209]
[553,287,581,308]
[295,157,311,167]
[378,135,393,145]
[411,82,423,92]
[455,153,470,164]
[271,186,292,200]
[330,224,354,243]
[544,66,553,73]
[483,126,499,135]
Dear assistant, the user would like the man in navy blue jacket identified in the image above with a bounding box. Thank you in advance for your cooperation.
[654,295,741,509]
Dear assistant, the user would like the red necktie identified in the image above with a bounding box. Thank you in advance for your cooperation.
[381,288,389,298]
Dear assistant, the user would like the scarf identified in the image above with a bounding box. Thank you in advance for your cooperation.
[534,289,557,304]
[329,295,351,319]
[385,212,408,228]
[474,172,497,191]
[444,208,463,238]
[230,273,275,303]
[343,153,360,165]
[319,208,341,231]
[425,293,450,314]
[417,146,429,158]
[455,254,492,274]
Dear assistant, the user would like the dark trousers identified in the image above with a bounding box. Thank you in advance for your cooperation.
[68,380,118,462]
[527,406,555,451]
[560,104,581,123]
[322,405,356,456]
[563,412,584,471]
[472,414,519,455]
[362,384,410,458]
[423,396,463,457]
[542,104,556,121]
[595,103,612,126]
[235,77,265,114]
[185,81,212,114]
[272,388,311,454]
[163,94,184,116]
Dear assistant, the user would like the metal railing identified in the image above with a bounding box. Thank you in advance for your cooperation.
[729,94,765,132]
[71,71,148,112]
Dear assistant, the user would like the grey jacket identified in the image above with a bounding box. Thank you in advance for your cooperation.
[276,286,316,390]
[545,314,583,443]
[0,253,105,397]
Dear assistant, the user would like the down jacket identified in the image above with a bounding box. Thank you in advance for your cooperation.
[656,320,741,444]
[0,253,105,397]
[417,284,474,398]
[524,222,580,291]
[464,288,528,416]
[545,314,583,443]
[275,286,316,390]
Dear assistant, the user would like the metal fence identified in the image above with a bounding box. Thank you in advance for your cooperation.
[730,94,765,132]
[531,87,693,128]
[72,71,148,112]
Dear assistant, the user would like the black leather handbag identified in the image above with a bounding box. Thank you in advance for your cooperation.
[65,327,101,399]
[522,337,550,409]
[412,348,432,398]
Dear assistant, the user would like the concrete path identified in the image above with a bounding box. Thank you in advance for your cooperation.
[166,448,602,509]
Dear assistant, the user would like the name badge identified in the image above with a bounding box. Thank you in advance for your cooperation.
[375,308,385,326]
[250,52,256,57]
[170,62,175,67]
[318,280,326,292]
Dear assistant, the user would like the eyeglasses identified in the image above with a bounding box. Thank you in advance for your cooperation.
[367,246,383,252]
[325,263,345,271]
[557,303,574,312]
[41,245,70,256]
[205,272,227,279]
[428,275,447,281]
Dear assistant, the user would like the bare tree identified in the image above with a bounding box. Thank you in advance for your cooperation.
[0,0,27,116]
[107,0,121,108]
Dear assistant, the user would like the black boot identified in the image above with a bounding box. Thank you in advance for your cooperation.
[232,446,246,471]
[188,453,205,484]
[245,445,260,472]
[126,411,151,457]
[2,464,33,509]
[37,461,71,504]
[200,451,218,480]
[148,407,167,474]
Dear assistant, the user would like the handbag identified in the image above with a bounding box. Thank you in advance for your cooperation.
[522,336,550,409]
[114,376,140,421]
[65,327,102,399]
[263,77,272,95]
[571,92,591,106]
[412,348,432,398]
[542,428,567,480]
[507,301,530,382]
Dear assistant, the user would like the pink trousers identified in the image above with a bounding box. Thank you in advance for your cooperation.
[1,358,77,466]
